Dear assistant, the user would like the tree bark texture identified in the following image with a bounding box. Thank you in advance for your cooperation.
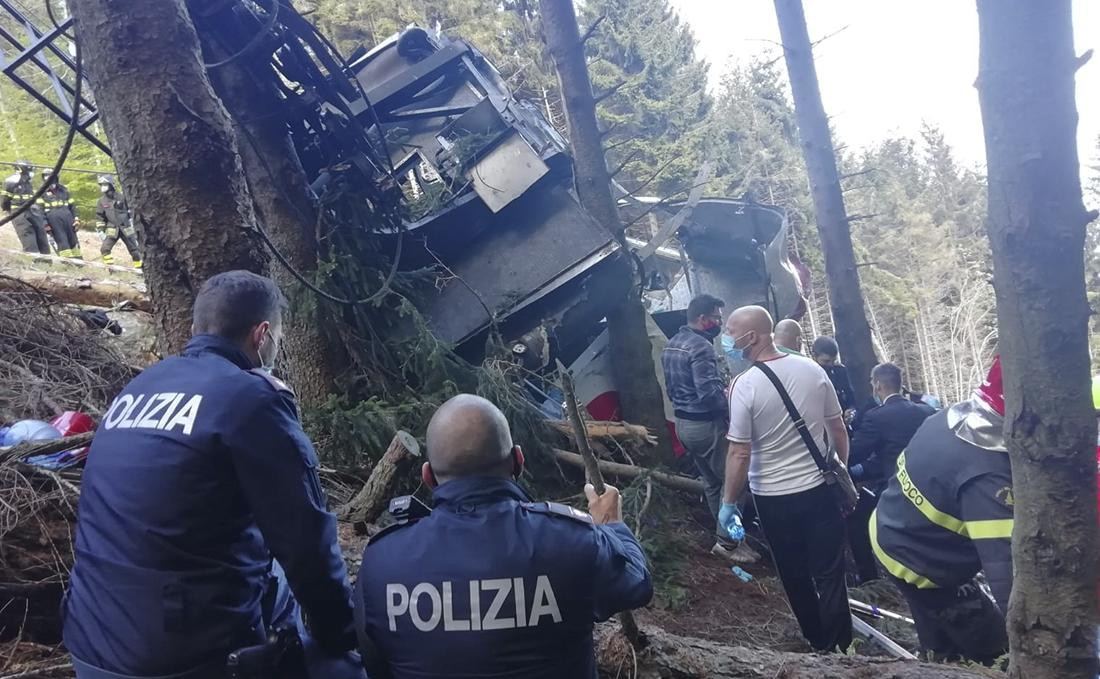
[976,2,1099,677]
[539,0,670,463]
[70,0,268,354]
[190,4,349,407]
[594,624,996,679]
[773,0,878,405]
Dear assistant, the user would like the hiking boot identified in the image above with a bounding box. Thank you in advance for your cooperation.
[711,541,761,564]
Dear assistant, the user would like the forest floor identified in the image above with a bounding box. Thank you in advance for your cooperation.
[0,226,137,268]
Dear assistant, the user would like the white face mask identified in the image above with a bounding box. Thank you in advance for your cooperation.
[100,185,110,194]
[258,330,280,374]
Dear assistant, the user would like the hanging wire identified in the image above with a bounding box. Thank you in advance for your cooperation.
[0,27,82,229]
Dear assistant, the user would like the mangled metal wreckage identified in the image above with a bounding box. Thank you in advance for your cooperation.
[348,27,808,418]
[0,0,808,421]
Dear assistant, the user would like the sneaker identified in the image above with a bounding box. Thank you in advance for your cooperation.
[711,541,761,564]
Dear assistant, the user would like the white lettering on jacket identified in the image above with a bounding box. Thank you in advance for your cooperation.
[102,392,203,436]
[386,576,562,632]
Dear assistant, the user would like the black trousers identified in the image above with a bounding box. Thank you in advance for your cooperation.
[754,483,852,652]
[846,485,881,583]
[892,576,1008,665]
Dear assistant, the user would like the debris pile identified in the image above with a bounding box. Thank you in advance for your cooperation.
[0,275,137,423]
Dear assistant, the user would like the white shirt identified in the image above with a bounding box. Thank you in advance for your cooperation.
[727,354,843,496]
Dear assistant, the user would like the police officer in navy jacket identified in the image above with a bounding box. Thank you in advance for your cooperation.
[63,271,364,679]
[355,394,653,679]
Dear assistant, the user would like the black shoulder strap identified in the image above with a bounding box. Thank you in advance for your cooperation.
[752,361,829,473]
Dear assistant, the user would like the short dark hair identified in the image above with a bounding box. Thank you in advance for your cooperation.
[871,363,903,392]
[687,294,724,320]
[811,336,839,358]
[192,270,287,340]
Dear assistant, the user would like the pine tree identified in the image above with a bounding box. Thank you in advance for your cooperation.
[581,0,710,194]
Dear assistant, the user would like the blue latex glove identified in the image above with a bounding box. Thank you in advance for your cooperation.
[718,502,745,542]
[850,463,864,480]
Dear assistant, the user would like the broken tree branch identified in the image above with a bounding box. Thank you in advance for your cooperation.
[2,431,95,465]
[635,161,714,261]
[556,361,643,649]
[593,79,627,105]
[579,14,606,45]
[547,420,657,447]
[337,431,420,525]
[552,449,705,494]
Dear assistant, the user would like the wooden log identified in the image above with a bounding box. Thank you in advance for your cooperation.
[595,624,995,679]
[552,449,704,495]
[337,431,420,524]
[0,269,150,312]
[547,420,657,446]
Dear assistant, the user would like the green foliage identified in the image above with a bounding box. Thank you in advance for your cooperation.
[0,5,113,221]
[581,0,712,195]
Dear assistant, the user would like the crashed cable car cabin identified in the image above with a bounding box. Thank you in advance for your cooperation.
[349,28,807,386]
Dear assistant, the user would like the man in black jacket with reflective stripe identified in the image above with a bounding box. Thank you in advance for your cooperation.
[872,358,1012,664]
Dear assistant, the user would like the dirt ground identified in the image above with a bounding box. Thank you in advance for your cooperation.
[0,226,137,268]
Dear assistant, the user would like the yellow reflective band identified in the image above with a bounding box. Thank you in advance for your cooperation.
[869,508,940,589]
[964,518,1013,539]
[894,452,967,535]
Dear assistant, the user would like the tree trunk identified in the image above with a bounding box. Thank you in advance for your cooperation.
[70,0,269,355]
[773,0,877,405]
[189,4,349,407]
[539,0,670,464]
[976,2,1099,677]
[0,269,150,312]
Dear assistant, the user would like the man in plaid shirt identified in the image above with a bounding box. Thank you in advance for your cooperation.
[662,294,759,563]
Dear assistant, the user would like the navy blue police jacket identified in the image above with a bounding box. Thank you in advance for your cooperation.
[63,334,355,675]
[355,477,653,679]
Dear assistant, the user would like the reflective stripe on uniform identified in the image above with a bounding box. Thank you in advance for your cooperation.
[869,508,940,589]
[893,452,1013,540]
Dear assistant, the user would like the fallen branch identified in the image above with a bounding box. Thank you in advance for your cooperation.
[0,269,150,312]
[546,420,656,447]
[2,432,95,465]
[552,449,704,494]
[337,431,420,525]
[557,362,643,650]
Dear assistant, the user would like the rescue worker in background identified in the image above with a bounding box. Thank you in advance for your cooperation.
[661,294,759,564]
[355,394,653,679]
[95,174,142,268]
[40,170,82,259]
[872,357,1011,665]
[2,160,50,254]
[844,363,934,585]
[64,271,365,679]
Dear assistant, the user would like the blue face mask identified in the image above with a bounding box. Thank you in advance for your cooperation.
[722,333,744,362]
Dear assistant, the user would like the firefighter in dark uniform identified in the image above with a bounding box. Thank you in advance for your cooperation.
[63,271,365,679]
[355,394,653,679]
[2,160,50,254]
[871,357,1012,664]
[95,174,142,268]
[40,170,82,259]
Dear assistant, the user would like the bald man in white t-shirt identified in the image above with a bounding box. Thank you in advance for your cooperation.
[718,306,852,653]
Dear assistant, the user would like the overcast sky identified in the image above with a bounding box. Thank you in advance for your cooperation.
[669,0,1100,179]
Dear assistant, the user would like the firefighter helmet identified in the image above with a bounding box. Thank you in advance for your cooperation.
[975,356,1005,417]
[14,159,32,173]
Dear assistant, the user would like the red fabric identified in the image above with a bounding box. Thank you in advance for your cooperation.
[976,356,1005,416]
[49,411,95,436]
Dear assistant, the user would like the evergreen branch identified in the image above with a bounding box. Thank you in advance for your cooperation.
[609,149,643,179]
[593,79,628,105]
[840,168,875,181]
[579,15,606,45]
[845,213,880,224]
[599,121,623,139]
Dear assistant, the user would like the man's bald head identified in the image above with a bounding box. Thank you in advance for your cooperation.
[425,394,516,484]
[774,319,803,353]
[724,305,777,363]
